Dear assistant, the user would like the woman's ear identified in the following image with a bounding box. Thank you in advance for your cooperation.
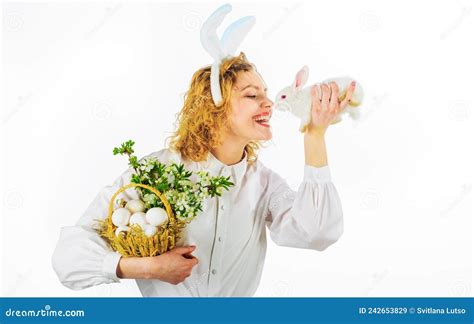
[292,65,309,91]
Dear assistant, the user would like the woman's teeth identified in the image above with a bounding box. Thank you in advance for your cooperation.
[253,115,270,127]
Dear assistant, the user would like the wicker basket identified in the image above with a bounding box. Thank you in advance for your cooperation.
[97,183,186,257]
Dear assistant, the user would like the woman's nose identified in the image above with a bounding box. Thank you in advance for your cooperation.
[263,97,273,109]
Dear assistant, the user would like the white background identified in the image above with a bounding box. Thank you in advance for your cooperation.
[1,0,472,297]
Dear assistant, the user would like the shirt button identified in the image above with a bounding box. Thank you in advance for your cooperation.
[218,236,222,242]
[211,269,217,275]
[220,204,225,211]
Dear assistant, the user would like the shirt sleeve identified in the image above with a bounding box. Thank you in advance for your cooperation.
[51,166,139,290]
[265,164,344,251]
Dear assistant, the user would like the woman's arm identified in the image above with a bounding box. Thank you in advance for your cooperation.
[116,256,148,279]
[304,132,328,168]
[265,164,343,251]
[263,81,357,250]
[52,150,199,290]
[116,246,199,285]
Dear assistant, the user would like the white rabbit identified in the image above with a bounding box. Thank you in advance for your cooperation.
[274,66,364,133]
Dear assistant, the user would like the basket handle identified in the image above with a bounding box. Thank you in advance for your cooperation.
[107,183,176,225]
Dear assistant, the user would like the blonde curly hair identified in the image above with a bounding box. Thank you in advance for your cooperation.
[166,52,265,166]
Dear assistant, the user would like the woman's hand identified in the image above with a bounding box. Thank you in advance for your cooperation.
[304,81,356,167]
[306,81,356,136]
[146,245,199,284]
[116,245,199,285]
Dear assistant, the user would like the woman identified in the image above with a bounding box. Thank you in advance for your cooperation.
[52,52,356,296]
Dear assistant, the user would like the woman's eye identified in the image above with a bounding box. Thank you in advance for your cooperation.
[246,95,257,99]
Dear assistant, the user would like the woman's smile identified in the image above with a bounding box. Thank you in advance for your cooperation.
[252,112,271,127]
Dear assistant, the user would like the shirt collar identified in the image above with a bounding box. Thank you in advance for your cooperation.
[199,150,248,187]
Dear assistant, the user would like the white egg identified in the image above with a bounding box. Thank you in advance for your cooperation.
[143,224,157,237]
[145,207,168,227]
[129,212,147,227]
[112,208,131,226]
[125,199,145,213]
[115,225,130,237]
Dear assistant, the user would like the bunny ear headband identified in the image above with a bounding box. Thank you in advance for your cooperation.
[200,4,256,106]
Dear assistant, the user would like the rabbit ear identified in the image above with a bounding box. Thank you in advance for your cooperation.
[210,62,223,105]
[200,4,256,106]
[292,65,309,91]
[200,4,232,61]
[220,16,256,56]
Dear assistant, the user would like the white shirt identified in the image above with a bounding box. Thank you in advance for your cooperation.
[52,148,344,296]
